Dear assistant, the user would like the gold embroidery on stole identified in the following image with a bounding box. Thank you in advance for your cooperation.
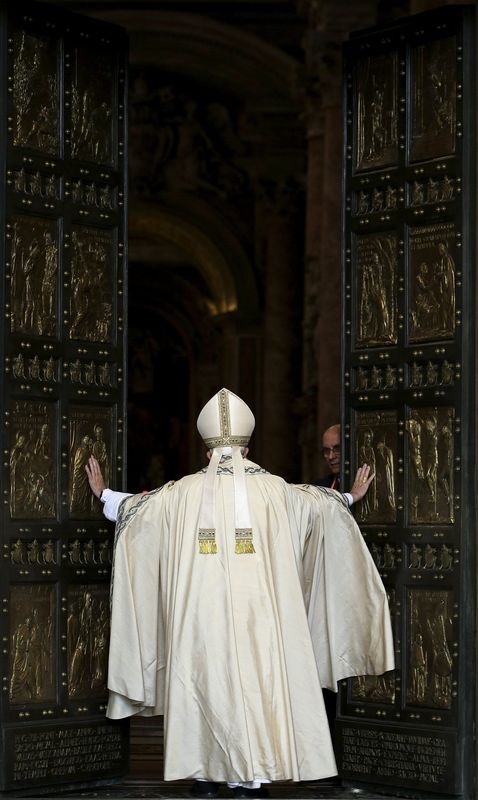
[235,528,255,554]
[198,528,217,554]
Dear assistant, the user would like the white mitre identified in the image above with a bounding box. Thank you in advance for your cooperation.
[196,388,255,554]
[197,387,255,449]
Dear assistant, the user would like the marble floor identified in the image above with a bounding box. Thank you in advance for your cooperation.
[5,779,453,800]
[46,781,374,798]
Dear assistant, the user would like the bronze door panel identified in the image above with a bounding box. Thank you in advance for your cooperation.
[9,400,57,519]
[410,37,457,163]
[12,29,59,155]
[68,405,113,519]
[354,232,398,348]
[341,6,474,796]
[354,53,399,172]
[0,0,128,791]
[408,223,456,343]
[9,583,56,705]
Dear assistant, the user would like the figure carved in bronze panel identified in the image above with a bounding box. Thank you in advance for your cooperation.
[9,216,59,337]
[13,353,58,382]
[355,184,398,216]
[408,542,454,572]
[9,401,57,519]
[408,359,455,388]
[356,233,397,348]
[354,54,398,172]
[12,30,58,154]
[67,538,112,566]
[409,174,455,207]
[355,410,397,524]
[409,223,456,342]
[10,538,57,566]
[351,672,396,705]
[12,167,59,200]
[71,46,114,165]
[369,542,400,571]
[9,585,55,704]
[67,585,109,698]
[69,406,112,518]
[354,363,397,392]
[406,407,454,524]
[68,178,115,209]
[69,227,113,343]
[410,37,456,162]
[407,589,453,709]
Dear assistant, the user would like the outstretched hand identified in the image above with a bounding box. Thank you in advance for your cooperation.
[350,463,375,504]
[85,455,107,499]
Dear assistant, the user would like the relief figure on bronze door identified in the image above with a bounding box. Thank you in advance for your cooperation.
[69,227,113,343]
[71,47,113,164]
[406,407,454,524]
[9,585,55,704]
[351,672,396,704]
[12,30,58,154]
[410,37,456,162]
[10,216,58,337]
[68,585,109,697]
[9,401,56,519]
[409,223,456,342]
[69,407,111,518]
[356,234,397,348]
[408,590,453,709]
[355,411,397,523]
[354,53,398,171]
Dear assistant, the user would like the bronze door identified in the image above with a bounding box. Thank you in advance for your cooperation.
[339,6,474,797]
[0,0,129,791]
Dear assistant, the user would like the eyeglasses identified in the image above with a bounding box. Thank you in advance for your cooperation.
[321,445,340,457]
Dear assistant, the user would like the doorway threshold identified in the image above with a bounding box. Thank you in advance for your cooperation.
[0,780,448,800]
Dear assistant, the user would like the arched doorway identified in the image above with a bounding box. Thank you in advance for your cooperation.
[127,202,261,491]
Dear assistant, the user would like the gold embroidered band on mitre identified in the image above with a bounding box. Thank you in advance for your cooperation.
[204,434,250,449]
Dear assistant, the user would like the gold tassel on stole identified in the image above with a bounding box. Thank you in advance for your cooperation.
[235,528,255,554]
[198,528,217,554]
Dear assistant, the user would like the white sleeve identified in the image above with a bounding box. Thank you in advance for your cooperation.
[100,488,132,522]
[343,492,354,507]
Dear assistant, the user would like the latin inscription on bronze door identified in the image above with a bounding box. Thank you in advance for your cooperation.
[339,7,474,797]
[0,0,128,791]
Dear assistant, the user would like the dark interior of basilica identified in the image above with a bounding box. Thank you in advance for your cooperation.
[48,0,413,488]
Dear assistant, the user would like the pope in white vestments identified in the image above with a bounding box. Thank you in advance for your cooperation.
[87,388,394,793]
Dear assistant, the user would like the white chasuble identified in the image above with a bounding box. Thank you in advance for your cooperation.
[106,459,394,783]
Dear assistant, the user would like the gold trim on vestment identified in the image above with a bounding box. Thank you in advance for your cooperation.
[198,527,217,554]
[235,528,255,554]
